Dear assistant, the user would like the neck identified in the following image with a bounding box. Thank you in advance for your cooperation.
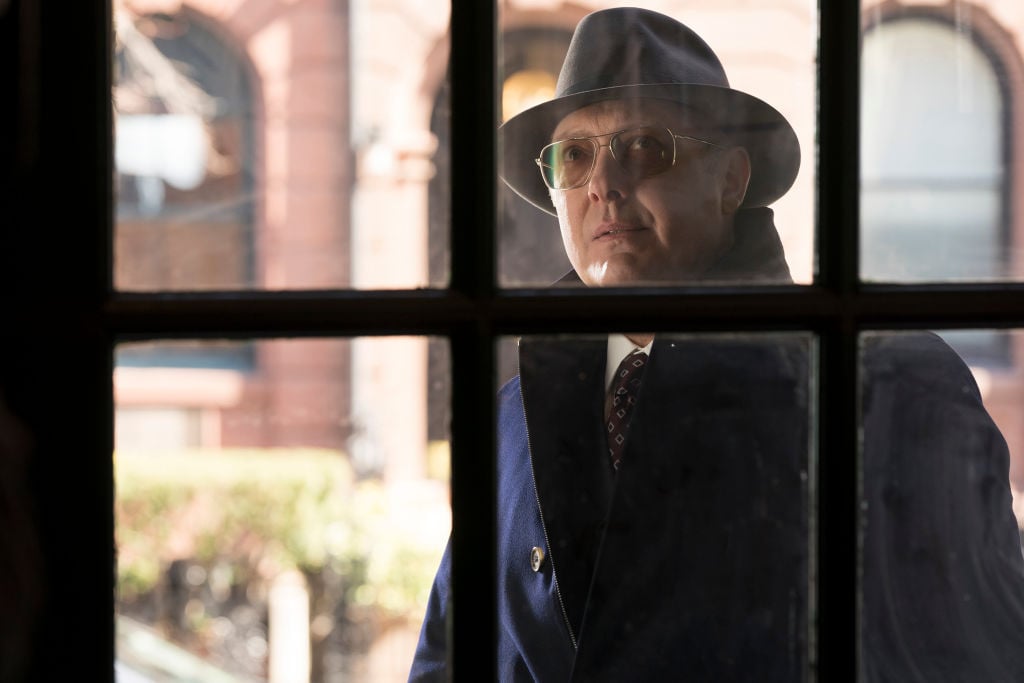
[626,333,653,348]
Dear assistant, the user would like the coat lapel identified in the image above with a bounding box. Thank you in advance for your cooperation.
[519,336,611,638]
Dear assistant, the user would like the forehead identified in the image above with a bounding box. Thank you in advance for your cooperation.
[551,98,704,141]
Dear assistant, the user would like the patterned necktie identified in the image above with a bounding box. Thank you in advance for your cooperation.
[606,351,648,470]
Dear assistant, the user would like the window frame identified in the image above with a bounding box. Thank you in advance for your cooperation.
[6,1,1024,680]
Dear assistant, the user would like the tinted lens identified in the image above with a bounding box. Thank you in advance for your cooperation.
[540,138,597,189]
[611,127,675,178]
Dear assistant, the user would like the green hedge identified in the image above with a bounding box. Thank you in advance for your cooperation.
[115,448,444,618]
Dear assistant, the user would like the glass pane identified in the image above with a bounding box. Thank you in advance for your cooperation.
[411,331,815,680]
[114,338,450,682]
[113,1,452,290]
[353,2,450,289]
[859,330,1024,679]
[861,6,1024,282]
[113,9,262,290]
[495,3,817,287]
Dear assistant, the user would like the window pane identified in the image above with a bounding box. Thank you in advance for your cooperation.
[353,2,450,289]
[861,8,1022,282]
[113,9,263,290]
[495,3,817,287]
[411,332,815,680]
[114,338,450,681]
[113,1,452,291]
[859,330,1024,679]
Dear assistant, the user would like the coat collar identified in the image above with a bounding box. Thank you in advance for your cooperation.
[705,207,792,283]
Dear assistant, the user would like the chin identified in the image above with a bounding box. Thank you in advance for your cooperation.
[585,262,696,287]
[591,272,656,287]
[582,258,645,287]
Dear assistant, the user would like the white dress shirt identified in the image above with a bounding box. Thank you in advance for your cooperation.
[605,334,653,390]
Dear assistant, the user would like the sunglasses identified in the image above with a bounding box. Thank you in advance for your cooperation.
[535,126,723,191]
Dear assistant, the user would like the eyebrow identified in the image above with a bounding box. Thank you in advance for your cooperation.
[550,122,650,142]
[550,117,713,144]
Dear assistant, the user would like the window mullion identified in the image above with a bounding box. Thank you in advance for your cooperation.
[816,0,862,679]
[449,0,498,679]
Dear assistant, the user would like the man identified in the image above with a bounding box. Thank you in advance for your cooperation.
[411,8,1024,681]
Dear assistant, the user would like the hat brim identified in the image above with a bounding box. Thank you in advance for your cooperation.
[498,83,800,216]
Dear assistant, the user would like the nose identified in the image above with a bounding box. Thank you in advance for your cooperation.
[587,142,629,204]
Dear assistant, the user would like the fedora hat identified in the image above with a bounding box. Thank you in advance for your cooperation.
[499,7,801,215]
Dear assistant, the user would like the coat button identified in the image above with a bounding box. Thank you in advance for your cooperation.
[530,546,545,572]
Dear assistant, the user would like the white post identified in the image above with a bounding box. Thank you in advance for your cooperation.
[268,569,311,683]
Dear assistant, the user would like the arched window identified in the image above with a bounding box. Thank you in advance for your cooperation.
[115,10,257,292]
[861,17,1008,283]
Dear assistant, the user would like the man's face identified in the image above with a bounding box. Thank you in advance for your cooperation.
[549,98,750,286]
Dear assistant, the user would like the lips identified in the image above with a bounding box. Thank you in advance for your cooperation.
[593,222,646,240]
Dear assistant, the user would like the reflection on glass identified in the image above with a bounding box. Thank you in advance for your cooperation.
[861,10,1016,282]
[414,332,814,680]
[495,2,817,286]
[114,338,449,682]
[859,330,1024,679]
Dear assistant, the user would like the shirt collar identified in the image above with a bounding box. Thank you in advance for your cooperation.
[605,334,653,390]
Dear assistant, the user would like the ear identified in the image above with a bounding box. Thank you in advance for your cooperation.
[719,147,751,215]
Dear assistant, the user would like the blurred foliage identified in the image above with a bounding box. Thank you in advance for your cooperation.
[114,448,444,619]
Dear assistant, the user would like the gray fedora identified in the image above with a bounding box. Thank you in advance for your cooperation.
[499,7,801,215]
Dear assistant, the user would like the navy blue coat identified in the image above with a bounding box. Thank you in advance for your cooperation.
[410,213,1024,681]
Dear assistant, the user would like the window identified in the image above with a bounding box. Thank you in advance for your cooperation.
[862,17,1008,283]
[6,1,1024,681]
